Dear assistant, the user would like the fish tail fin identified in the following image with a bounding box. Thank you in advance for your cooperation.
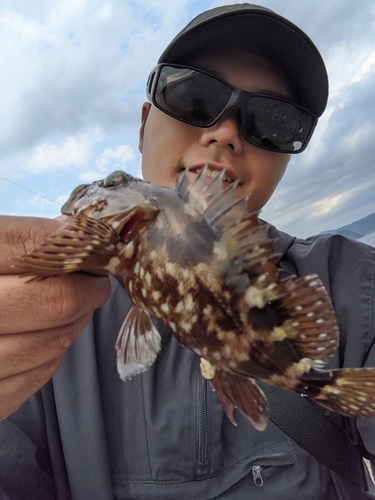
[207,367,269,430]
[305,367,375,418]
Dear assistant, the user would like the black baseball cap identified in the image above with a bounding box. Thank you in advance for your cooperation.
[158,4,328,117]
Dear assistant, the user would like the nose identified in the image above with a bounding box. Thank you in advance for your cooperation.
[199,108,243,153]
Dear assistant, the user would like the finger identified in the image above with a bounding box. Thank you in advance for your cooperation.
[0,356,63,421]
[0,273,111,334]
[0,311,95,378]
[0,216,63,273]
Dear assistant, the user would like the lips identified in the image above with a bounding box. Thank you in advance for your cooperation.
[187,163,243,187]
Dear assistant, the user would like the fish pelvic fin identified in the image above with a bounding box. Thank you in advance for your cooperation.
[15,216,122,276]
[209,368,269,430]
[116,303,161,381]
[301,367,375,418]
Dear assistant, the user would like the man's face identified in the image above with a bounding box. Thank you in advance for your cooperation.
[140,49,292,213]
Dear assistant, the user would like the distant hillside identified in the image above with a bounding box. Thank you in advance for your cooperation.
[321,212,375,240]
[358,231,375,246]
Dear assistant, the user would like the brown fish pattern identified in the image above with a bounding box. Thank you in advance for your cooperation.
[16,168,375,430]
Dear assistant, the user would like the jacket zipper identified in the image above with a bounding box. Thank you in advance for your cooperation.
[197,374,209,464]
[252,465,264,487]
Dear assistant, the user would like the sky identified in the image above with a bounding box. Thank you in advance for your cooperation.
[1,0,375,238]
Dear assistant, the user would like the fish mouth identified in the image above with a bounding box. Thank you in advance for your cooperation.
[185,163,244,188]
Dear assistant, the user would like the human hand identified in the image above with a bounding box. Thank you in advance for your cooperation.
[0,215,111,420]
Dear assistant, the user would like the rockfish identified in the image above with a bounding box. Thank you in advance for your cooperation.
[17,168,375,430]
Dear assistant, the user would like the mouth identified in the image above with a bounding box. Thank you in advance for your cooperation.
[185,163,244,188]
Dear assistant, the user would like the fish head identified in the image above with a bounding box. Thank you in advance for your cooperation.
[61,170,159,242]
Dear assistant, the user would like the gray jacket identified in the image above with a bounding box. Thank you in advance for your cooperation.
[1,226,375,500]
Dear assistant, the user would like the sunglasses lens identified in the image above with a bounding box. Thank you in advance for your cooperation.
[245,96,315,152]
[154,66,231,125]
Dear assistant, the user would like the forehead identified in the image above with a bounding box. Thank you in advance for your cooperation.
[187,47,294,99]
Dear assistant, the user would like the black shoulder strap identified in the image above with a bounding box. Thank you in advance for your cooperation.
[259,382,373,494]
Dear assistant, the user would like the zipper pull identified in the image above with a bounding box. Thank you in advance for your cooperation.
[252,465,264,487]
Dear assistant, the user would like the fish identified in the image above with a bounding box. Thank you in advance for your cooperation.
[16,167,375,430]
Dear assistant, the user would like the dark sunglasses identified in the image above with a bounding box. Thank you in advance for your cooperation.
[146,64,318,154]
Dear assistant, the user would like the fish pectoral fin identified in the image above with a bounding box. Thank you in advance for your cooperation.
[210,369,269,430]
[115,303,161,381]
[304,367,375,419]
[15,216,122,276]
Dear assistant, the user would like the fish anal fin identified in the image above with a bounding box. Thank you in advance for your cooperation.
[304,367,375,418]
[210,370,269,430]
[15,216,121,275]
[116,303,161,381]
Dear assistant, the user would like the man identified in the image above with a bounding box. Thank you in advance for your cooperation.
[0,4,374,499]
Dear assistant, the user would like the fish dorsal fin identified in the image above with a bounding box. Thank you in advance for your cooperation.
[176,166,251,233]
[275,274,339,364]
[175,166,279,286]
[116,303,162,381]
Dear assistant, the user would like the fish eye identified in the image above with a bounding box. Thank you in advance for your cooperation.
[103,171,130,187]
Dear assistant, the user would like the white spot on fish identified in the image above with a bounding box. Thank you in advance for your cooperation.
[185,293,194,311]
[134,262,140,275]
[181,322,192,332]
[350,404,360,411]
[175,301,184,313]
[203,305,213,316]
[245,286,265,308]
[108,257,120,272]
[145,272,152,286]
[141,288,147,297]
[161,303,169,313]
[152,290,161,301]
[124,241,135,259]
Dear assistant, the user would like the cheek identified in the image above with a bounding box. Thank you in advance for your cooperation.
[141,108,186,186]
[246,153,289,211]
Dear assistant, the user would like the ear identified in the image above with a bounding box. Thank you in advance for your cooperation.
[139,102,151,153]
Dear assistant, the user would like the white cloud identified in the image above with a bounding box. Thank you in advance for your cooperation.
[78,143,137,182]
[350,50,375,84]
[23,129,103,173]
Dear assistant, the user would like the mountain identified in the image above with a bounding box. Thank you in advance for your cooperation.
[358,231,375,246]
[321,212,375,243]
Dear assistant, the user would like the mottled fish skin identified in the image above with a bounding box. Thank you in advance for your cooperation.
[16,168,375,430]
